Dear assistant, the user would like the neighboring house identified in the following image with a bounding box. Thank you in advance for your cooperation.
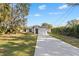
[30,25,40,34]
[20,27,29,33]
[29,25,51,34]
[19,25,51,34]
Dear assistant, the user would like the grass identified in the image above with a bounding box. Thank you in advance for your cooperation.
[49,32,79,48]
[0,33,37,56]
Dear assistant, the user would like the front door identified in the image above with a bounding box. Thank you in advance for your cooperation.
[35,28,38,34]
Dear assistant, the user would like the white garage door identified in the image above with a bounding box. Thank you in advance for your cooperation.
[38,28,48,35]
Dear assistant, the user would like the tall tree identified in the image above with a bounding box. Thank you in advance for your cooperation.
[0,3,30,33]
[10,3,30,32]
[0,3,11,22]
[0,3,11,33]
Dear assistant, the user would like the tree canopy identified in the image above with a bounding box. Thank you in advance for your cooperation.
[41,23,53,29]
[0,3,30,34]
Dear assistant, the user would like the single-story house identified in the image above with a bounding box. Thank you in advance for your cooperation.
[29,25,51,34]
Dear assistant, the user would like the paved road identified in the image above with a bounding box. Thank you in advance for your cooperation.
[34,35,79,56]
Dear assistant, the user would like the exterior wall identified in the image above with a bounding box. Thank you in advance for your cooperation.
[38,28,48,35]
[47,29,51,32]
[29,26,51,34]
[30,26,39,34]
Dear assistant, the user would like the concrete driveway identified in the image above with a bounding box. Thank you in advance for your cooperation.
[34,34,79,56]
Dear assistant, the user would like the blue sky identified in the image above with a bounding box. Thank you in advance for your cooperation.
[27,3,79,26]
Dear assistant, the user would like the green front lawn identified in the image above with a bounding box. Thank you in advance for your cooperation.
[49,33,79,48]
[0,33,37,56]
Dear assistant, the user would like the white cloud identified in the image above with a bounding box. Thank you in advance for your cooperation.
[58,4,68,10]
[38,5,46,10]
[34,14,41,16]
[49,12,63,15]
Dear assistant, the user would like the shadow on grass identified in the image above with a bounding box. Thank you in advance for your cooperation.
[0,34,37,56]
